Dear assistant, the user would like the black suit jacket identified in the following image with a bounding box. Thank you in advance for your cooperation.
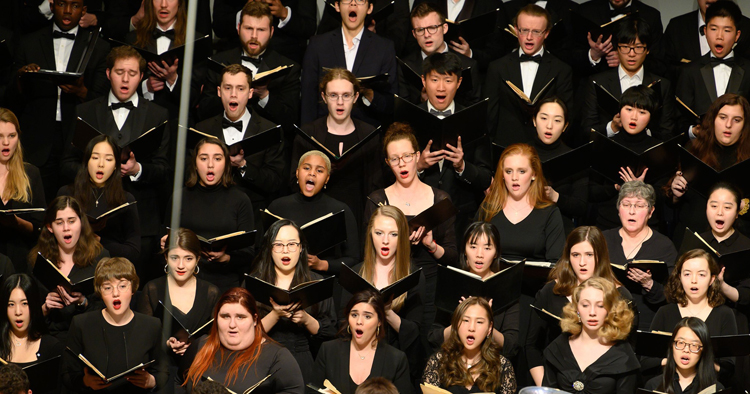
[398,49,481,106]
[194,110,285,213]
[485,49,574,145]
[301,27,397,126]
[675,54,750,133]
[196,47,301,139]
[504,0,581,65]
[581,67,676,140]
[62,95,170,236]
[8,25,109,166]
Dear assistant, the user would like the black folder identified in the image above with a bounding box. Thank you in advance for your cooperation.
[394,95,487,150]
[676,96,706,126]
[444,9,500,43]
[196,230,256,253]
[188,124,282,157]
[571,10,633,41]
[712,334,750,357]
[356,72,391,92]
[23,28,101,85]
[203,374,272,394]
[505,77,556,110]
[157,300,213,338]
[396,57,475,100]
[591,132,681,184]
[0,39,11,68]
[261,209,348,256]
[678,145,750,198]
[611,260,669,293]
[593,82,621,119]
[86,201,136,226]
[499,258,555,297]
[293,125,381,161]
[635,330,750,358]
[338,265,421,302]
[208,58,294,87]
[0,208,45,215]
[434,262,524,314]
[679,228,750,285]
[244,275,335,310]
[74,117,168,163]
[32,252,94,295]
[407,198,458,235]
[639,386,729,394]
[541,141,594,185]
[530,303,562,324]
[67,348,155,383]
[107,34,212,66]
[21,355,63,393]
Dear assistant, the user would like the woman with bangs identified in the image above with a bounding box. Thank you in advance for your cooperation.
[30,196,109,341]
[0,108,46,274]
[543,277,639,394]
[292,68,383,228]
[422,296,516,394]
[527,226,636,386]
[58,134,140,263]
[182,287,304,394]
[646,249,737,383]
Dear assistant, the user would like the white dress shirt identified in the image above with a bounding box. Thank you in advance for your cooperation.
[142,22,178,101]
[698,11,710,57]
[447,0,466,22]
[712,51,734,97]
[606,65,647,137]
[108,91,140,130]
[520,47,544,97]
[222,109,252,144]
[342,27,364,72]
[53,24,79,121]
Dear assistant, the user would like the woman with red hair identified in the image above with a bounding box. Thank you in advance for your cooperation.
[181,288,304,393]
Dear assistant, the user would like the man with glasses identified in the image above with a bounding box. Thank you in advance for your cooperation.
[398,2,480,106]
[301,0,397,126]
[581,16,676,141]
[484,4,573,145]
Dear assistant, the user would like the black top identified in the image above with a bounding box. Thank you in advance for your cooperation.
[266,192,360,275]
[611,130,661,155]
[603,227,678,330]
[489,204,565,261]
[421,351,516,394]
[0,163,45,273]
[645,373,724,394]
[169,183,255,293]
[700,230,750,307]
[543,333,640,394]
[313,339,413,394]
[10,334,63,367]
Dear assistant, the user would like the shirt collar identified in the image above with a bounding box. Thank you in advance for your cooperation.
[108,91,139,107]
[52,23,79,37]
[157,21,176,32]
[698,9,706,29]
[618,64,644,81]
[421,42,449,60]
[426,99,455,115]
[518,46,545,58]
[341,26,365,46]
[711,50,735,60]
[609,0,632,11]
[223,107,252,126]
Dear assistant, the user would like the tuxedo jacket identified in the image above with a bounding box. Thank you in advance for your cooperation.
[196,47,301,139]
[8,25,109,166]
[675,54,750,133]
[62,96,170,236]
[301,27,397,126]
[581,67,677,140]
[485,49,574,145]
[398,49,482,107]
[504,0,581,65]
[194,110,285,213]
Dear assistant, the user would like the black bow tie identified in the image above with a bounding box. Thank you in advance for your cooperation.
[222,118,243,131]
[429,108,452,117]
[110,101,135,111]
[241,55,262,67]
[711,57,735,67]
[700,25,706,36]
[611,6,632,18]
[520,53,542,63]
[153,29,175,40]
[52,30,75,40]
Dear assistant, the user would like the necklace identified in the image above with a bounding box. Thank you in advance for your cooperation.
[463,355,481,369]
[623,228,651,260]
[357,352,366,360]
[92,188,105,207]
[10,334,24,347]
[405,202,410,207]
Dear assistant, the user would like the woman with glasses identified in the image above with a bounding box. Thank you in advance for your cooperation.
[292,68,383,228]
[602,181,678,331]
[247,219,336,383]
[645,317,723,394]
[62,257,168,394]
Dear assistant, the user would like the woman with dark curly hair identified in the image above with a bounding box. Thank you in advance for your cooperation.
[543,277,638,394]
[422,296,516,394]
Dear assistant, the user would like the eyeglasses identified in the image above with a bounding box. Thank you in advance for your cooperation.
[326,93,355,102]
[674,340,703,353]
[413,24,442,36]
[271,242,300,253]
[101,280,131,295]
[620,201,649,210]
[617,45,648,54]
[339,0,367,5]
[517,28,547,37]
[387,152,417,166]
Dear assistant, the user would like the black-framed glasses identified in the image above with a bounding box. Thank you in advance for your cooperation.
[387,152,417,166]
[271,242,300,253]
[413,24,442,36]
[674,340,703,353]
[617,44,648,54]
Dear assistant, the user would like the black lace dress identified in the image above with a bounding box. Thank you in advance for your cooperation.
[421,351,517,394]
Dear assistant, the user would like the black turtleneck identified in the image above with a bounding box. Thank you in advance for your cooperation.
[715,142,740,171]
[532,135,572,162]
[612,130,660,154]
[266,192,360,275]
[533,136,585,235]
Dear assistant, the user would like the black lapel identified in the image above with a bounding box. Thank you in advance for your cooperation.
[352,31,371,75]
[529,54,552,99]
[456,0,476,22]
[727,62,745,95]
[66,29,89,72]
[700,60,719,103]
[39,28,57,70]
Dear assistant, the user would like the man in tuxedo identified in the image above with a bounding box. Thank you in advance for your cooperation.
[398,2,480,106]
[676,0,750,138]
[195,64,284,228]
[198,1,300,144]
[301,0,397,126]
[484,5,573,145]
[504,0,580,65]
[8,0,109,202]
[416,52,492,237]
[581,17,676,141]
[60,45,170,280]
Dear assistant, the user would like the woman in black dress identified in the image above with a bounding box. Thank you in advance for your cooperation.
[603,181,678,331]
[0,108,46,274]
[314,290,413,394]
[645,317,723,394]
[59,134,140,263]
[163,138,255,293]
[422,296,516,394]
[182,287,304,394]
[292,68,382,228]
[62,257,168,394]
[248,219,336,383]
[267,150,359,274]
[427,222,520,359]
[30,196,109,341]
[527,226,636,386]
[543,277,639,394]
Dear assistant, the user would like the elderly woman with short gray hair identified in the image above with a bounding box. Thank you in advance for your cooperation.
[602,180,678,330]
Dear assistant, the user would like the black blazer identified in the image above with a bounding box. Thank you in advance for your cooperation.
[7,25,109,166]
[313,339,414,394]
[301,28,397,126]
[196,47,301,139]
[485,49,574,145]
[398,49,482,107]
[62,95,170,237]
[504,0,580,64]
[581,66,677,140]
[194,110,285,213]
